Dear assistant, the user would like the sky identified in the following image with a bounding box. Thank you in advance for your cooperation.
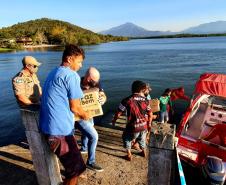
[1,0,226,32]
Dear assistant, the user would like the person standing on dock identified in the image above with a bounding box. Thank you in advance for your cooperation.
[39,44,91,185]
[75,67,107,172]
[159,88,173,124]
[112,80,152,161]
[12,56,42,109]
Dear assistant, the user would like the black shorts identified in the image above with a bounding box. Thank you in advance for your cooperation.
[47,135,86,178]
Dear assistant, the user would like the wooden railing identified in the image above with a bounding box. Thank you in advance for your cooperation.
[20,109,62,185]
[148,122,178,185]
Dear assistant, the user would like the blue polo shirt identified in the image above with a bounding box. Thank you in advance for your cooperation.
[39,66,83,136]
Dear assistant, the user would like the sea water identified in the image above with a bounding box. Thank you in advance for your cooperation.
[1,37,226,146]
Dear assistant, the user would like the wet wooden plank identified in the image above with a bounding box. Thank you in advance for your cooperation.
[148,122,176,185]
[149,122,175,150]
[0,124,149,185]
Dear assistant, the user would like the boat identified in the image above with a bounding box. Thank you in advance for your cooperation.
[176,73,226,185]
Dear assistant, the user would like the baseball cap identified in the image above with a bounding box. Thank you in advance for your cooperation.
[22,56,41,66]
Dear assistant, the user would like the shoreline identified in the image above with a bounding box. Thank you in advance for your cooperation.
[23,44,61,48]
[0,48,14,51]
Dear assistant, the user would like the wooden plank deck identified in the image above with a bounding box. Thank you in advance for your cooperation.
[0,124,148,185]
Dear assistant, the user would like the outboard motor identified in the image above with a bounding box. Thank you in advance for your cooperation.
[201,156,226,185]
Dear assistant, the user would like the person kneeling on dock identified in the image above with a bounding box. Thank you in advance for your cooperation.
[112,80,152,161]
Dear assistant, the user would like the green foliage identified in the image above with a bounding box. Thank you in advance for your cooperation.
[0,38,23,49]
[32,30,48,45]
[0,18,129,46]
[5,42,23,49]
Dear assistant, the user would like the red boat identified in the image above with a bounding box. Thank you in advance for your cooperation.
[176,73,226,184]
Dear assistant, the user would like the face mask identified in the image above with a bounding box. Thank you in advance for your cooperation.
[28,65,38,74]
[146,94,151,100]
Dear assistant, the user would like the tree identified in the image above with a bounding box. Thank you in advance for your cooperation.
[0,18,129,47]
[32,30,47,45]
[78,37,88,45]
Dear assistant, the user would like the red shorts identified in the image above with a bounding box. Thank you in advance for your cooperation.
[47,135,86,178]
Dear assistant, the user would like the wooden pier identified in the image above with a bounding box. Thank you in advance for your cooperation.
[0,112,148,185]
[0,110,182,185]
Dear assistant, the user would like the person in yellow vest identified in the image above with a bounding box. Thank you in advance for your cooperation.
[12,56,42,108]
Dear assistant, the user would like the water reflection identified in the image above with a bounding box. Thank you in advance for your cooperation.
[24,46,64,52]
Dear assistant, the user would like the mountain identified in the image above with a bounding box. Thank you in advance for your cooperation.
[183,21,226,34]
[0,18,128,48]
[100,22,174,37]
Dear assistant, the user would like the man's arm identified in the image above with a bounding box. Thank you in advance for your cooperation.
[112,110,123,126]
[112,98,127,126]
[33,74,42,96]
[16,94,33,105]
[146,109,153,143]
[69,99,91,120]
[148,111,153,127]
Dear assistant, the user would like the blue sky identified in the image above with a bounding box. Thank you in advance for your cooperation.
[1,0,226,32]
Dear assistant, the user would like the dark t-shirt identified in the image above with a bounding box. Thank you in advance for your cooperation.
[118,93,151,133]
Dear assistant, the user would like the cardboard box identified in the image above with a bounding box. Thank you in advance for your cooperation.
[150,99,160,113]
[74,88,103,121]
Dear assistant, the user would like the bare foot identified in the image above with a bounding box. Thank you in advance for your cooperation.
[125,154,132,161]
[79,173,87,179]
[140,150,146,158]
[132,142,141,151]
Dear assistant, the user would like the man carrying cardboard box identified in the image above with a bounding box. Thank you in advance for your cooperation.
[76,67,107,172]
[39,45,91,185]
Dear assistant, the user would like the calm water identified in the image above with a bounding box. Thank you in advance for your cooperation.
[1,37,226,146]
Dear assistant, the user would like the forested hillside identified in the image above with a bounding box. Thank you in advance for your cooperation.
[0,18,128,48]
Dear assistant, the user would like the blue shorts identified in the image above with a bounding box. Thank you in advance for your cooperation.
[159,111,169,123]
[122,130,147,150]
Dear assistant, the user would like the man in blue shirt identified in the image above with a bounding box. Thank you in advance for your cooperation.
[39,44,90,185]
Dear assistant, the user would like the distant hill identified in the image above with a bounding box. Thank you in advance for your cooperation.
[100,22,174,37]
[183,21,226,34]
[0,18,128,48]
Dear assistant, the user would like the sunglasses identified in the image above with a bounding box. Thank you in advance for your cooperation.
[33,65,38,68]
[28,64,38,68]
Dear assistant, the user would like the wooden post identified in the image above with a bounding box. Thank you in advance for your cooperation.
[20,109,62,185]
[148,122,176,185]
